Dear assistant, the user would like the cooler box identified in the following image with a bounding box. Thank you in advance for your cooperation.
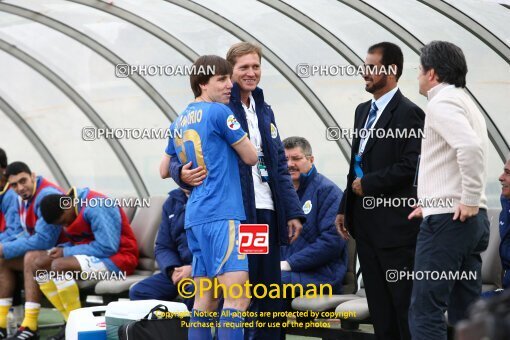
[105,300,189,340]
[66,306,107,340]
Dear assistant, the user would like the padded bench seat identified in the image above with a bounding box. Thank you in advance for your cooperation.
[336,297,370,322]
[292,294,362,312]
[94,274,150,295]
[291,238,360,314]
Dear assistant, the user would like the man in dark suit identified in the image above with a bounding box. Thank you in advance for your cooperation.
[335,42,424,340]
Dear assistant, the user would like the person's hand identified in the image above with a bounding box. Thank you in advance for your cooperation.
[408,206,423,220]
[180,162,206,187]
[280,261,291,272]
[172,265,192,285]
[287,219,303,244]
[48,247,64,259]
[453,204,479,222]
[179,265,192,280]
[352,178,364,196]
[335,214,350,240]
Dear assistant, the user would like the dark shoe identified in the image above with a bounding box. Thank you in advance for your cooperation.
[6,327,39,340]
[47,324,66,340]
[0,328,7,339]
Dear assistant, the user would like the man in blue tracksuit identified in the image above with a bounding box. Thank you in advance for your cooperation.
[0,186,21,243]
[170,43,305,340]
[0,162,63,340]
[500,196,510,291]
[129,188,193,309]
[498,159,510,291]
[0,149,21,243]
[483,158,510,298]
[280,137,347,303]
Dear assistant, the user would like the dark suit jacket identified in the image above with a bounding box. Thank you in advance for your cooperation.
[338,89,424,248]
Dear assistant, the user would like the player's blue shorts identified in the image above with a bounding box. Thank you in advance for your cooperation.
[186,219,248,278]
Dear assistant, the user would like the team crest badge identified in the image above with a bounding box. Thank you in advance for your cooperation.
[303,200,312,214]
[270,123,278,138]
[227,115,240,130]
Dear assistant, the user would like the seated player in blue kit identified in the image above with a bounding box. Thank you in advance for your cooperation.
[0,162,63,340]
[160,55,258,340]
[483,158,510,298]
[129,188,194,310]
[22,187,139,340]
[0,181,21,244]
[0,149,21,243]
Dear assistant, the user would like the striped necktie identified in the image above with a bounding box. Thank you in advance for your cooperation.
[365,102,378,130]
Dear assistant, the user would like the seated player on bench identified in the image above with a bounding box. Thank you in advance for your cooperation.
[18,187,139,340]
[0,162,63,340]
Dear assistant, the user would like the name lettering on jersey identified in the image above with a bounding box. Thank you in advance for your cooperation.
[178,109,203,128]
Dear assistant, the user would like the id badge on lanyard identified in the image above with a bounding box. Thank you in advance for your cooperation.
[257,151,269,183]
[354,153,364,178]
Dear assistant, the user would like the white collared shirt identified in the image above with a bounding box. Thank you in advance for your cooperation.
[242,95,274,210]
[358,86,399,155]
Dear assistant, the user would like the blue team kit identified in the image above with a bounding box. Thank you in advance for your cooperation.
[165,101,249,277]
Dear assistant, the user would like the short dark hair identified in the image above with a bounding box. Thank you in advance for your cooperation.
[0,148,6,169]
[190,55,232,98]
[367,42,404,80]
[5,161,31,178]
[420,41,467,88]
[40,194,67,224]
[283,136,313,156]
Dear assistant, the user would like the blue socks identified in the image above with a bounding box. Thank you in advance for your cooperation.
[218,308,244,340]
[188,309,213,340]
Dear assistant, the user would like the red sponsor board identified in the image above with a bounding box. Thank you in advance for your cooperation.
[239,224,269,254]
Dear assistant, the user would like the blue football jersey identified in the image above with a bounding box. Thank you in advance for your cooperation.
[165,101,247,227]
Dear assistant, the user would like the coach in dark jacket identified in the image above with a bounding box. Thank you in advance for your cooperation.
[170,83,304,244]
[281,137,347,295]
[129,189,192,308]
[336,42,424,340]
[170,43,305,340]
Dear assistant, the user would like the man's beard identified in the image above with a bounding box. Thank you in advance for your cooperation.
[365,75,387,93]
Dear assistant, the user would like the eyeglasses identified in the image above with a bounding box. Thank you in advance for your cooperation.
[286,155,312,162]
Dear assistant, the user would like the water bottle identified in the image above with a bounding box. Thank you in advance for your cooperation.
[7,308,16,336]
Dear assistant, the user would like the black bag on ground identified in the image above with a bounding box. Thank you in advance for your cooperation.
[117,304,188,340]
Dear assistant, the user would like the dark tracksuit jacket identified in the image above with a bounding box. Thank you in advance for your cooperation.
[170,83,305,244]
[280,166,347,293]
[500,197,510,289]
[155,189,192,277]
